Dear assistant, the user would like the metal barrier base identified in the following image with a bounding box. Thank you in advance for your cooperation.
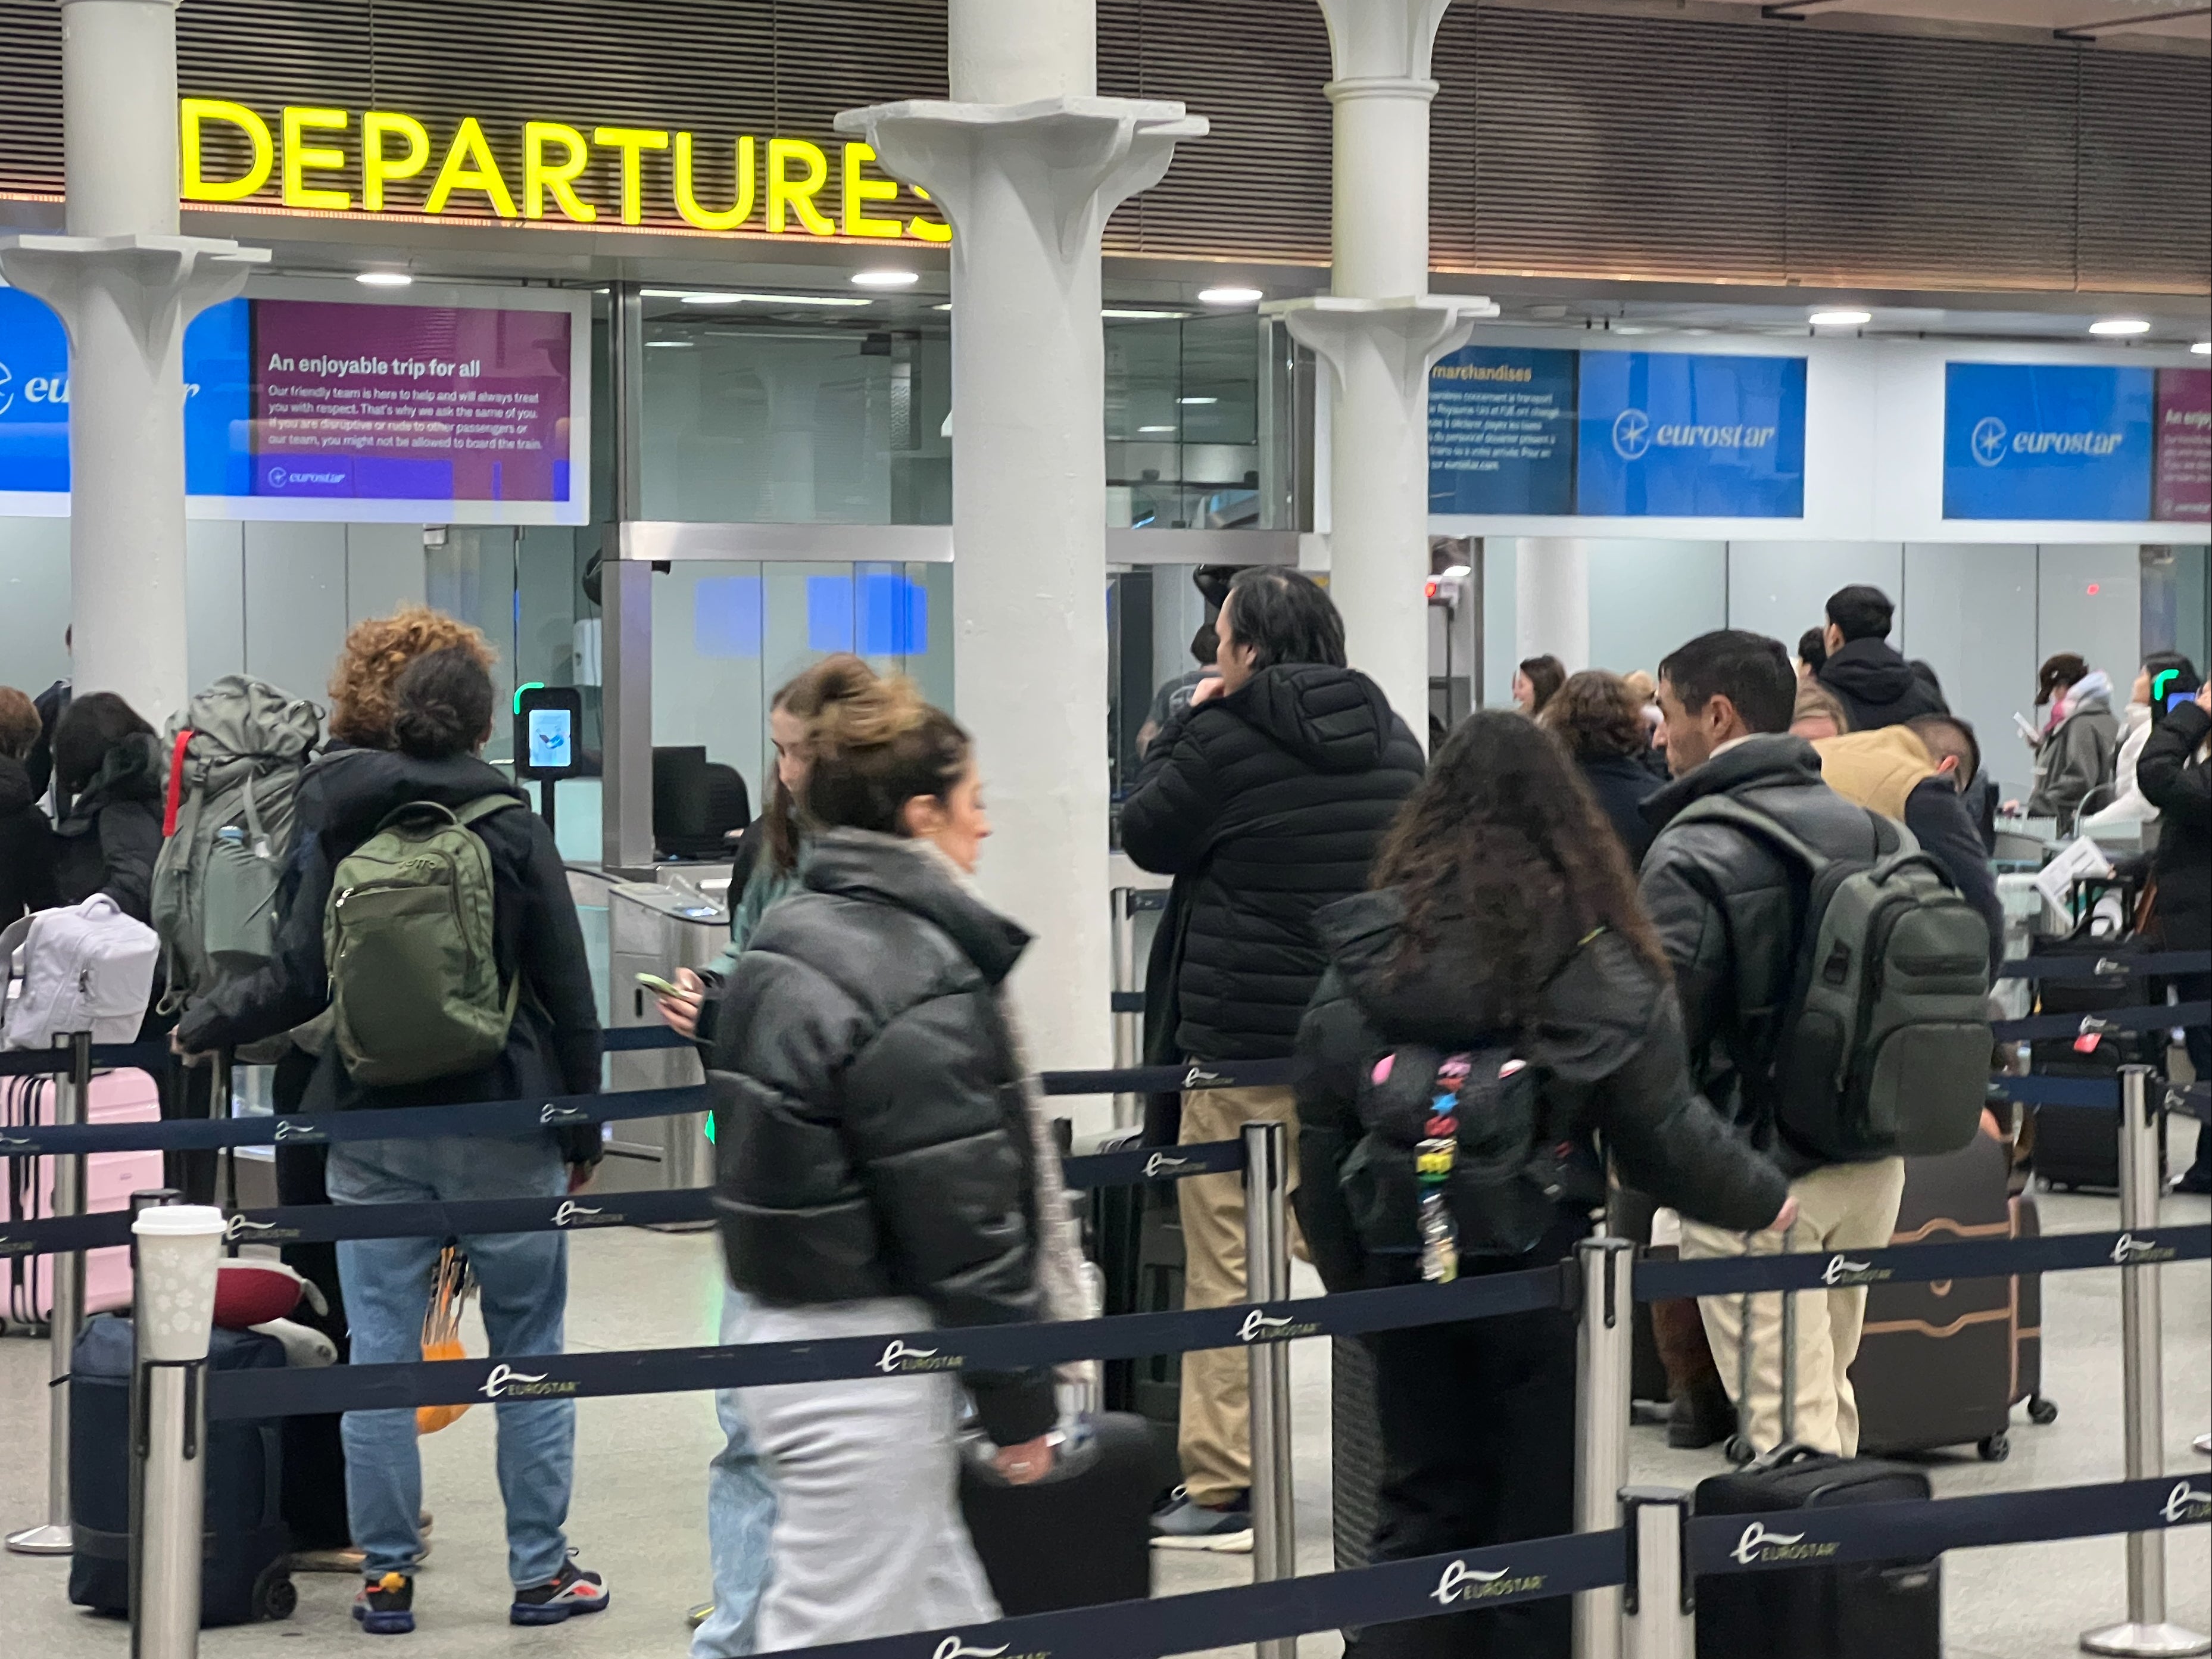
[2080,1622,2212,1658]
[4,1522,73,1556]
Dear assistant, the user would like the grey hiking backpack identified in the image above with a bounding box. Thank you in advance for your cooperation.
[150,676,323,1019]
[1670,796,1992,1163]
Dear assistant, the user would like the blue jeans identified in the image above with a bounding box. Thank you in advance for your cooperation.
[327,1133,574,1588]
[691,1283,777,1658]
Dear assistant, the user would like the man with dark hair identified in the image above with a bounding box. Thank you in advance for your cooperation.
[1636,629,1908,1458]
[1122,566,1423,1549]
[1796,627,1827,682]
[1815,584,1947,731]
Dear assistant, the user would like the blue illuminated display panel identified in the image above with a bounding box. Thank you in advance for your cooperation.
[1575,351,1807,518]
[1942,363,2156,521]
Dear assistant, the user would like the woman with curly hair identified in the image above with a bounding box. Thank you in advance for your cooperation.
[1293,713,1791,1658]
[1539,670,1662,863]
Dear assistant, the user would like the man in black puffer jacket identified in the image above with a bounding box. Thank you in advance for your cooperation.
[1120,567,1424,1548]
[1815,584,1948,732]
[1640,629,1909,1461]
[2137,689,2211,1191]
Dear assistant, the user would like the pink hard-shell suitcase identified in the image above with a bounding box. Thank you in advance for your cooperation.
[2,1069,164,1328]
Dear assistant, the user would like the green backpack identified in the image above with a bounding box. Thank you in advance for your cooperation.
[1670,796,1992,1164]
[325,794,524,1087]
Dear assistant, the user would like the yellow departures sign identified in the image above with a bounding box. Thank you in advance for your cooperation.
[179,98,950,244]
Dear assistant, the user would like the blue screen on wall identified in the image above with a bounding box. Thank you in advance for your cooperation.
[1428,346,1578,514]
[1942,362,2155,521]
[1575,351,1807,517]
[1,288,254,497]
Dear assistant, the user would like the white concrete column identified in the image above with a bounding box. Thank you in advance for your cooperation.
[1515,538,1592,672]
[837,2,1204,1102]
[1268,0,1492,741]
[0,0,266,726]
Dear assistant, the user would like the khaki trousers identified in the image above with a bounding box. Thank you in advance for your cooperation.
[1174,1084,1302,1506]
[1679,1156,1906,1459]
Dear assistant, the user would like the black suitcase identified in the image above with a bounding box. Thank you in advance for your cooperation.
[2010,1189,2058,1426]
[2027,931,2166,1192]
[1693,1446,1939,1659]
[957,1412,1155,1615]
[68,1314,297,1625]
[1849,1134,2015,1461]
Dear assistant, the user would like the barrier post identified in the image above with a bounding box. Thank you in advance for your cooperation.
[5,1030,92,1556]
[2079,1066,2210,1659]
[130,1202,225,1659]
[1619,1488,1695,1659]
[1243,1117,1296,1659]
[1574,1236,1636,1659]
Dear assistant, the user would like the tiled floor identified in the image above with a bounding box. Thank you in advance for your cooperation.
[1,1189,2203,1658]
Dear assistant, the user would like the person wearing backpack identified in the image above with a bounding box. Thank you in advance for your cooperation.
[176,647,606,1636]
[1295,712,1792,1658]
[1640,630,1988,1461]
[0,687,60,927]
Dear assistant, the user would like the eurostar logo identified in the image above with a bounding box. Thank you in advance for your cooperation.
[2158,1482,2211,1526]
[540,1102,589,1125]
[1971,416,2008,466]
[930,1639,1010,1659]
[877,1339,961,1374]
[1433,1561,1511,1605]
[1731,1521,1838,1566]
[1143,1153,1196,1178]
[0,360,13,416]
[272,1120,322,1143]
[2110,1233,2174,1265]
[1612,407,1653,461]
[478,1362,577,1399]
[224,1217,281,1242]
[1819,1253,1890,1287]
[1181,1066,1226,1089]
[551,1201,605,1228]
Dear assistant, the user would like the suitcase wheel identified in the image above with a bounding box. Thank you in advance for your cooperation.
[1724,1435,1754,1467]
[1977,1433,2011,1463]
[2027,1395,2060,1427]
[252,1565,297,1623]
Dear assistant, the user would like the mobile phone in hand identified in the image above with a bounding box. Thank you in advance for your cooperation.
[635,971,685,999]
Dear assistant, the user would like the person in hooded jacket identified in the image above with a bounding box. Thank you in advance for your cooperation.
[1814,584,1948,732]
[49,691,165,922]
[1119,566,1425,1548]
[707,677,1091,1649]
[1297,713,1791,1659]
[2136,682,2212,1192]
[2022,652,2120,825]
[0,687,59,928]
[177,647,606,1637]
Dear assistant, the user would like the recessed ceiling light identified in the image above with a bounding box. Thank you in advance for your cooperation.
[641,288,871,308]
[932,303,953,312]
[2192,341,2210,356]
[851,269,919,288]
[1196,285,1263,305]
[1137,425,1175,434]
[1178,395,1218,406]
[1808,308,1871,328]
[356,271,412,288]
[645,339,694,348]
[2088,318,2151,336]
[1104,307,1187,320]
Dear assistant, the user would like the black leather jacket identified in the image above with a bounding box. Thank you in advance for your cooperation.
[707,831,1055,1446]
[1293,889,1787,1293]
[1638,735,1890,1175]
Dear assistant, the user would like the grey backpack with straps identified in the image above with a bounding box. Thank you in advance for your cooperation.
[1671,796,1991,1163]
[150,676,323,1018]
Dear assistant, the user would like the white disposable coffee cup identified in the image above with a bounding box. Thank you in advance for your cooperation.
[132,1205,226,1363]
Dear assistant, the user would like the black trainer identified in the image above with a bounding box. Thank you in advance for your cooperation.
[352,1571,414,1636]
[510,1554,611,1626]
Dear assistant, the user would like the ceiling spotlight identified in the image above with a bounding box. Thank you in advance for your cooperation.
[1178,395,1218,406]
[356,271,413,288]
[1196,285,1263,305]
[2192,341,2210,356]
[851,269,919,288]
[2088,318,2151,336]
[1808,308,1871,328]
[641,288,872,308]
[1103,307,1187,320]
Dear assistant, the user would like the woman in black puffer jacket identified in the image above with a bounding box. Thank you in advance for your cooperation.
[1296,713,1790,1659]
[707,678,1087,1651]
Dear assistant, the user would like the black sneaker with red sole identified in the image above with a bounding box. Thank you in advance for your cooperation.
[510,1555,610,1626]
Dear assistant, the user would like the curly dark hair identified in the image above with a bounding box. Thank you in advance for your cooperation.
[1371,710,1665,1019]
[1539,671,1645,760]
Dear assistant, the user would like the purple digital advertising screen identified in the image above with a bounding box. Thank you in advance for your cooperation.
[248,298,582,520]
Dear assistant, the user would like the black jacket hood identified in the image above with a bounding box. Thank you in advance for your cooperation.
[801,830,1029,986]
[315,749,526,840]
[61,730,166,827]
[0,754,36,815]
[1819,638,1918,710]
[1222,663,1397,774]
[1315,887,1580,1047]
[1643,734,1827,830]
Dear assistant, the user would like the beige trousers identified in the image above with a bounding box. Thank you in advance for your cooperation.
[1174,1084,1302,1507]
[1679,1156,1906,1458]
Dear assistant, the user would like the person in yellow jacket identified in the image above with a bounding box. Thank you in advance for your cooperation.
[1790,687,2004,975]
